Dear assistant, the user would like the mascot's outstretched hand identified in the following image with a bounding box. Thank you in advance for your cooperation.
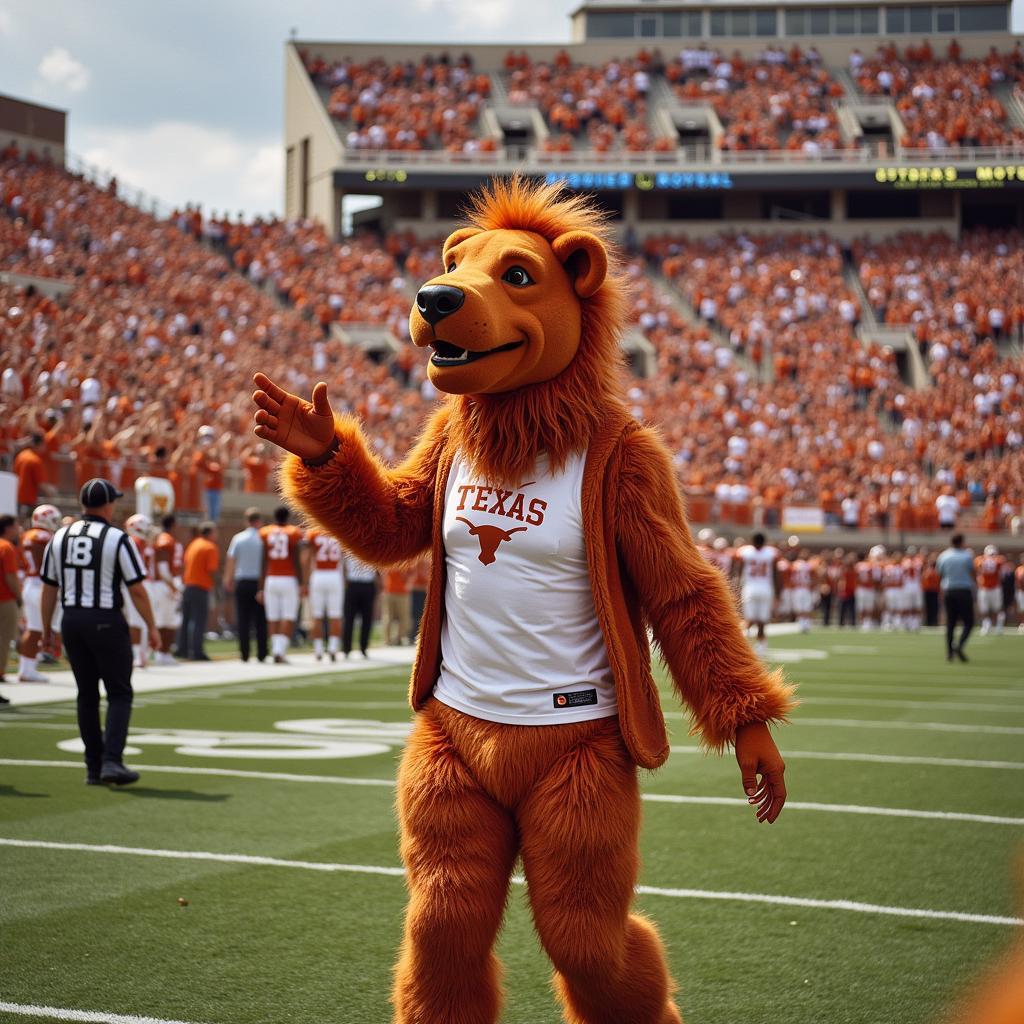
[735,721,787,824]
[252,372,336,462]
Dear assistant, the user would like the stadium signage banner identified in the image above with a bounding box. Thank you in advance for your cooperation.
[874,164,1024,189]
[337,164,1024,192]
[544,170,735,191]
[781,506,825,533]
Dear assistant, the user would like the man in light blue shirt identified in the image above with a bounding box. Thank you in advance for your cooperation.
[224,508,267,662]
[936,534,975,662]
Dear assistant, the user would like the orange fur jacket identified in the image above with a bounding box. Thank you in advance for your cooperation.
[282,402,794,769]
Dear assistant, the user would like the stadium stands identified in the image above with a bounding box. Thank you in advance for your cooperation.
[504,50,670,153]
[667,48,845,152]
[851,47,1024,149]
[3,29,1024,534]
[304,53,495,153]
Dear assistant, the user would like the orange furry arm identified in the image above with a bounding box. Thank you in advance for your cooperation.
[279,406,449,567]
[615,426,796,752]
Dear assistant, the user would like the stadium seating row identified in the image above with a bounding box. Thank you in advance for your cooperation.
[301,44,1024,154]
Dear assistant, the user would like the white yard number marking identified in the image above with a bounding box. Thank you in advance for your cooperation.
[267,530,290,560]
[56,720,413,761]
[67,536,94,566]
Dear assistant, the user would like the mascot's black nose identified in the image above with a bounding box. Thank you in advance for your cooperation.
[416,284,465,327]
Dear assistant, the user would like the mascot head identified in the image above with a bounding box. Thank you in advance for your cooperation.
[409,176,628,483]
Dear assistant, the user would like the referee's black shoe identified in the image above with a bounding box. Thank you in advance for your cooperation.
[100,762,140,786]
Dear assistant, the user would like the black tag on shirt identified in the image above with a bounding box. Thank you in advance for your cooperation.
[553,689,598,709]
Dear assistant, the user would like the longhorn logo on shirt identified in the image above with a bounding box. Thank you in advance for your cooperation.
[456,517,527,565]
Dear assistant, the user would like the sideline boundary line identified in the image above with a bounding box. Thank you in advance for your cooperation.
[2,760,1023,826]
[0,1004,205,1024]
[1,838,1019,927]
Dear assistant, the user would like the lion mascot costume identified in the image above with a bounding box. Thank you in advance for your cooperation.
[253,177,795,1024]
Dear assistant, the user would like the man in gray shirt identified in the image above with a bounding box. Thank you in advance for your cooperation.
[936,533,975,662]
[224,507,267,662]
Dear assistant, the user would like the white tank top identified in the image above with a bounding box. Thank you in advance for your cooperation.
[433,450,617,725]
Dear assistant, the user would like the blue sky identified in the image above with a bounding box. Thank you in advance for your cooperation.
[0,0,577,216]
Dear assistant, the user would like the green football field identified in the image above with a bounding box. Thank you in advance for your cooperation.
[1,629,1022,1024]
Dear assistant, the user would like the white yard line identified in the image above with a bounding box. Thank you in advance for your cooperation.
[663,711,1024,735]
[793,682,1024,699]
[641,793,1024,826]
[796,696,1024,713]
[0,1003,205,1024]
[3,759,1022,826]
[788,717,1024,735]
[0,759,397,788]
[1,838,1018,927]
[670,745,1024,770]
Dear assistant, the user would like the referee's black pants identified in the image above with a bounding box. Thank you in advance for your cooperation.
[62,609,133,774]
[177,585,210,660]
[343,581,376,655]
[234,579,267,662]
[944,588,975,655]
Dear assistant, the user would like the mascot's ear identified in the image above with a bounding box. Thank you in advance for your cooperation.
[551,230,608,299]
[441,227,481,268]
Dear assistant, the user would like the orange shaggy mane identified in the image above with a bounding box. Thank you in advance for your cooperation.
[444,176,630,485]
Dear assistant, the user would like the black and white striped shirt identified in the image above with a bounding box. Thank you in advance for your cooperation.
[40,515,146,611]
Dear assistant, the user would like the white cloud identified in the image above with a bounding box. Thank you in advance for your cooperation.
[0,8,13,36]
[78,121,282,217]
[37,46,91,93]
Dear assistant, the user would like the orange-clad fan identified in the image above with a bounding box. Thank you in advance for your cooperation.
[975,544,1006,634]
[260,506,305,663]
[16,503,61,681]
[381,566,411,647]
[0,514,22,693]
[179,522,219,661]
[304,526,343,660]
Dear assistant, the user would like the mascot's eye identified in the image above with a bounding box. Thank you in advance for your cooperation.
[447,262,457,273]
[502,265,534,287]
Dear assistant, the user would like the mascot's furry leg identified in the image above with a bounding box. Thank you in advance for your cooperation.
[393,700,682,1024]
[392,706,518,1024]
[519,720,682,1024]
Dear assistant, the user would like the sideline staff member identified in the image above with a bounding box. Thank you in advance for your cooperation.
[39,478,160,786]
[936,533,975,663]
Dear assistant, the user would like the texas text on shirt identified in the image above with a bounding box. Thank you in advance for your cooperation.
[433,451,617,726]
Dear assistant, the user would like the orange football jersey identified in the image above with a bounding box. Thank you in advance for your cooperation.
[261,524,303,577]
[20,527,51,578]
[306,528,341,571]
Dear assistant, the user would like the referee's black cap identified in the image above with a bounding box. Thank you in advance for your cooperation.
[80,477,124,508]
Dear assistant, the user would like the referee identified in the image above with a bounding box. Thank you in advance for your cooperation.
[39,478,160,786]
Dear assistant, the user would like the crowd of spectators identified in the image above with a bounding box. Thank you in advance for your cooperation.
[299,43,1024,157]
[851,42,1024,149]
[854,229,1024,350]
[304,52,496,153]
[641,230,1021,527]
[1,152,1021,532]
[0,158,432,516]
[504,50,672,154]
[668,46,844,152]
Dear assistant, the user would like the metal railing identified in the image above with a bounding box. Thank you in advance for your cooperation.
[339,141,1024,170]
